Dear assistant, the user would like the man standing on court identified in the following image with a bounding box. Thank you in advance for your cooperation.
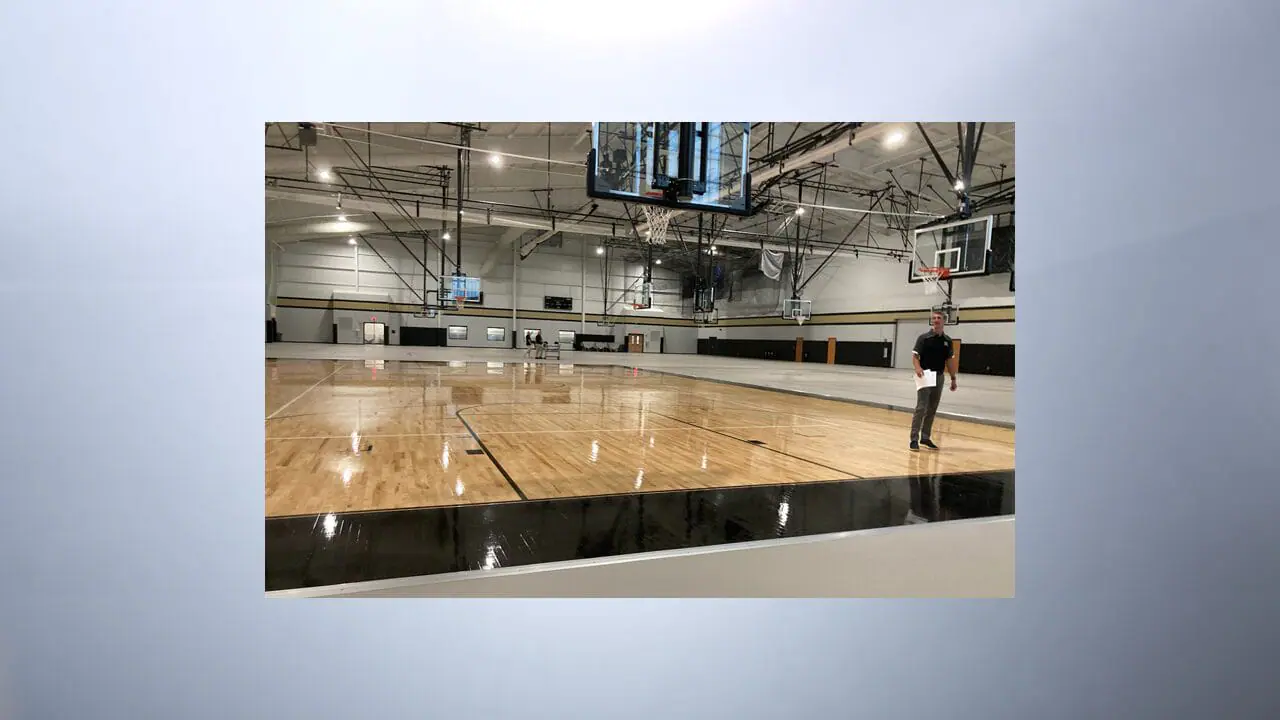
[910,311,957,451]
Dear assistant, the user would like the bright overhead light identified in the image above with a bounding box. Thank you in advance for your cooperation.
[794,206,805,216]
[348,237,357,245]
[488,153,502,167]
[710,245,717,252]
[883,128,907,149]
[954,180,965,191]
[319,169,332,181]
[655,259,662,265]
[337,214,347,222]
[442,232,451,240]
[595,246,605,255]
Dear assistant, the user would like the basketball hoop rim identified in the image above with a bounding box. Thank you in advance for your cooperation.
[918,266,952,280]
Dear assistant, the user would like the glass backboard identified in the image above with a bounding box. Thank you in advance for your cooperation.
[587,122,752,215]
[909,216,994,281]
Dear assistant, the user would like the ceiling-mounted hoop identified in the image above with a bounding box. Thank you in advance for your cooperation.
[918,266,951,297]
[640,204,676,245]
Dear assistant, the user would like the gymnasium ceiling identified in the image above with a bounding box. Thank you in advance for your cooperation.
[265,122,1014,269]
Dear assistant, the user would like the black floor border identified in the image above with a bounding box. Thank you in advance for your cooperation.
[264,467,1012,521]
[266,469,1015,591]
[455,406,527,501]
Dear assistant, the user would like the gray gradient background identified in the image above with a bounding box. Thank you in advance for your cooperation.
[2,1,1278,717]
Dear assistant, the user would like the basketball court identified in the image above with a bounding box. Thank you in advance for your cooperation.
[265,122,1015,596]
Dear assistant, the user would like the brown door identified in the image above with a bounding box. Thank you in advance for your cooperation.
[628,333,645,353]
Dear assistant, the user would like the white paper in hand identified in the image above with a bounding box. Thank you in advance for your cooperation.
[914,369,936,391]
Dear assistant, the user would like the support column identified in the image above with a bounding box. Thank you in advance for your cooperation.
[795,337,804,363]
[512,238,519,348]
[580,238,586,333]
[354,243,360,292]
[827,337,836,364]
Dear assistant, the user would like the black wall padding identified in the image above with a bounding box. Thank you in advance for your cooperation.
[573,333,618,350]
[698,339,893,368]
[698,338,794,361]
[400,327,447,347]
[957,344,1014,377]
[834,342,893,368]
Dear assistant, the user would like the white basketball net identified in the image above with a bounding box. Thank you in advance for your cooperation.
[920,268,947,296]
[641,205,675,244]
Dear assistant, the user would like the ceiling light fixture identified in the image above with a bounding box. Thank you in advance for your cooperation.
[319,169,332,181]
[954,180,965,191]
[882,128,908,149]
[442,231,451,240]
[348,237,357,245]
[595,247,605,255]
[488,153,502,167]
[795,206,805,216]
[655,259,662,265]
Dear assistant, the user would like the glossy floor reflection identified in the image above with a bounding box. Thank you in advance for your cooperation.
[266,358,1016,591]
[266,469,1014,591]
[266,359,1015,516]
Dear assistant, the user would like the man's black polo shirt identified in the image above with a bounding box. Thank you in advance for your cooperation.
[913,330,953,372]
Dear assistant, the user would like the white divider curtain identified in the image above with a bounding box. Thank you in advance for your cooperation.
[760,249,784,280]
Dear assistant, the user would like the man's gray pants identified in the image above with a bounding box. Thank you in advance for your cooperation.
[911,370,945,442]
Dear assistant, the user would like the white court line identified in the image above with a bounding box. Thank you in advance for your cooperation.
[265,365,344,421]
[709,395,843,427]
[264,423,835,441]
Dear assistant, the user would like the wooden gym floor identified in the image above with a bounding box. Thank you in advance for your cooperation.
[265,358,1015,519]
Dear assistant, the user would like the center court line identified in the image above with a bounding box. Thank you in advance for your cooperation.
[453,407,528,501]
[265,364,345,420]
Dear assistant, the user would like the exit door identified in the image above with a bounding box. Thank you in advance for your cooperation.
[627,333,644,353]
[362,322,386,345]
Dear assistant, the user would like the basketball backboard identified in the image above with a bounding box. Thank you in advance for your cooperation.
[909,216,993,282]
[782,298,813,325]
[587,122,752,215]
[442,275,482,303]
[932,302,960,326]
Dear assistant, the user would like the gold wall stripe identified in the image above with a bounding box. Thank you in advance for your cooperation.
[274,298,1013,328]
